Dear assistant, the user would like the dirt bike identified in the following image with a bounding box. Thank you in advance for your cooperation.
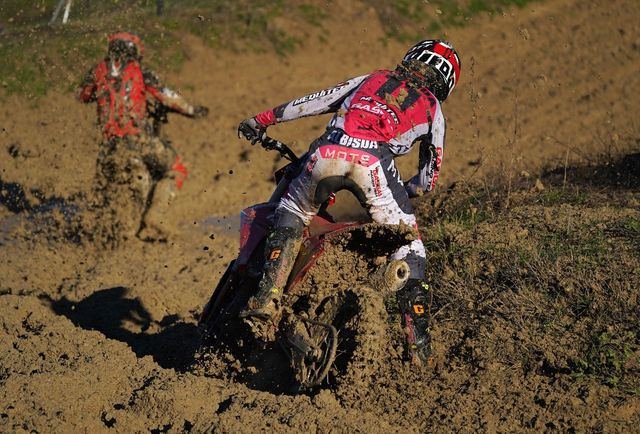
[198,135,415,391]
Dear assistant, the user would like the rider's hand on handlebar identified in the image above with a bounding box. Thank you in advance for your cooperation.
[238,117,267,145]
[192,105,209,119]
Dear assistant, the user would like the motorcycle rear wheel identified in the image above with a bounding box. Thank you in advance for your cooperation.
[287,292,346,389]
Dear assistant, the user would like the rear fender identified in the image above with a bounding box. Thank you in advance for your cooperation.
[237,204,370,293]
[286,216,366,292]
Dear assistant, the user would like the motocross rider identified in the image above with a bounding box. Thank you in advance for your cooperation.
[77,32,208,243]
[238,40,461,363]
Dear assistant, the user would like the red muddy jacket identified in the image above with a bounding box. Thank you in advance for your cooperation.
[78,59,196,140]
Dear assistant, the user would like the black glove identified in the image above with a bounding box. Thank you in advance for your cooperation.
[192,105,209,118]
[238,117,267,145]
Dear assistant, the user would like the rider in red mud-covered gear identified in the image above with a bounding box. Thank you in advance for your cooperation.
[78,32,208,243]
[238,40,461,363]
[78,31,208,139]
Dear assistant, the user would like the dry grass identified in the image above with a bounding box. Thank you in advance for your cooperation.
[415,150,640,395]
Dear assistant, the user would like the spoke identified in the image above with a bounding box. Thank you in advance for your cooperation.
[298,316,338,386]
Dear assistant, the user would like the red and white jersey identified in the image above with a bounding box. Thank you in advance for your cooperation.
[254,69,446,193]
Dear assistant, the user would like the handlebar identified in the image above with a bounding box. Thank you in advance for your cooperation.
[259,136,300,163]
[237,122,300,162]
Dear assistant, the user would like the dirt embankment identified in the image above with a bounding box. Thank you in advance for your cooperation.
[1,0,639,432]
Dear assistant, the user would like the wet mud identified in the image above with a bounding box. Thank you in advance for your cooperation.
[1,0,640,431]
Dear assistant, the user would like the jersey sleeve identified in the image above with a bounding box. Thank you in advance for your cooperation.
[76,66,97,103]
[253,75,368,126]
[407,105,445,194]
[143,69,196,116]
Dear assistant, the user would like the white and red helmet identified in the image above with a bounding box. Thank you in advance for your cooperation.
[403,40,461,98]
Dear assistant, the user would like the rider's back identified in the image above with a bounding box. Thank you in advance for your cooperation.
[91,59,148,139]
[332,70,441,155]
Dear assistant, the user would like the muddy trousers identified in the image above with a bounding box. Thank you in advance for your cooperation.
[244,132,428,316]
[278,133,427,278]
[93,136,177,244]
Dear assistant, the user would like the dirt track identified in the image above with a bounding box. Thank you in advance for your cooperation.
[1,0,639,432]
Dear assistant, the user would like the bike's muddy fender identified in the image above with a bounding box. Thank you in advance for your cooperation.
[286,217,365,292]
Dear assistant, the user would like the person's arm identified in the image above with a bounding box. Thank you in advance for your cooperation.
[143,69,208,117]
[254,75,368,126]
[405,106,445,197]
[76,66,97,103]
[238,75,368,142]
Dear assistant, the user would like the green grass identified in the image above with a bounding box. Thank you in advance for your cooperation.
[536,187,590,206]
[0,2,185,97]
[571,331,637,390]
[0,42,50,97]
[0,0,540,98]
[607,216,640,250]
[444,192,492,229]
[298,4,327,27]
[366,0,539,42]
[0,0,308,97]
[420,161,639,394]
[537,226,608,266]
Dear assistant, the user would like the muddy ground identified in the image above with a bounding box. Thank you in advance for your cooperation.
[1,0,639,432]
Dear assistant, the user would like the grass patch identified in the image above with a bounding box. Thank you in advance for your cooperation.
[571,331,638,390]
[0,0,313,97]
[0,42,51,97]
[536,187,589,206]
[444,191,492,229]
[537,225,608,266]
[1,0,541,97]
[366,0,538,42]
[607,216,640,250]
[420,153,639,394]
[298,4,327,27]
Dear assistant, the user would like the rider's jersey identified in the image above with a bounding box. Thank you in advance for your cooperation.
[78,59,196,140]
[254,70,446,193]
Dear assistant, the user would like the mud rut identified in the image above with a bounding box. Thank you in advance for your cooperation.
[193,224,414,394]
[1,0,640,431]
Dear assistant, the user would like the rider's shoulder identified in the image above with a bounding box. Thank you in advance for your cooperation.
[93,60,108,71]
[367,69,393,78]
[358,69,394,85]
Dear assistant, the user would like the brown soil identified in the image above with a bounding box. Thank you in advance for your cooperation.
[1,0,640,432]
